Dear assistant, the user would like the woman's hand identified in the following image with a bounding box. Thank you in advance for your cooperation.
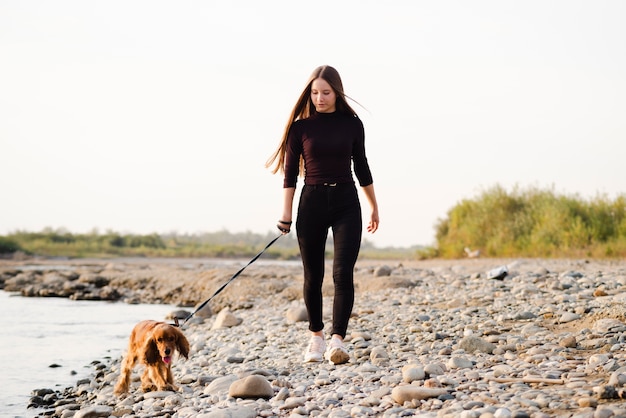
[277,220,292,234]
[362,184,379,234]
[367,210,379,233]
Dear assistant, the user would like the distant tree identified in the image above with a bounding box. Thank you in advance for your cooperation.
[0,236,22,254]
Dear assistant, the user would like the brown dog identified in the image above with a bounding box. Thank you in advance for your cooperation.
[114,320,190,395]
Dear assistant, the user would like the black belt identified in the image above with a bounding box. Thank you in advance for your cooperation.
[306,182,353,190]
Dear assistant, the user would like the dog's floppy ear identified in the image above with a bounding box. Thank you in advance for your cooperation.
[174,328,190,359]
[143,336,160,364]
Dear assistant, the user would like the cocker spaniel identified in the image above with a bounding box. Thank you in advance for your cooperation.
[114,320,190,395]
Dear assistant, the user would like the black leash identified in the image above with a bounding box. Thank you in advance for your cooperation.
[179,233,283,328]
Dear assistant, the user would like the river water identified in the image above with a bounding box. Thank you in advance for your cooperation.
[1,291,179,417]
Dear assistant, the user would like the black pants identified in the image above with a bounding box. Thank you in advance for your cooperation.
[296,183,362,338]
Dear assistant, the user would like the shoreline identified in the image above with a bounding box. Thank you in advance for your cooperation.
[5,257,626,417]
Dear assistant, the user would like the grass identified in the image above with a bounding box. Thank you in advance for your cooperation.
[1,228,417,260]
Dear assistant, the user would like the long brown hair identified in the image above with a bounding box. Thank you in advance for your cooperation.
[266,65,359,175]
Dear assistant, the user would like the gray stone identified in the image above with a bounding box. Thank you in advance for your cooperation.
[212,308,242,329]
[73,406,113,418]
[458,335,496,354]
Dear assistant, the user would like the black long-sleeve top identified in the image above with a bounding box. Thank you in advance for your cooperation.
[283,111,374,188]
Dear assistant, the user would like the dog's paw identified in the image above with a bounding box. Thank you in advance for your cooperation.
[113,384,128,396]
[141,384,157,393]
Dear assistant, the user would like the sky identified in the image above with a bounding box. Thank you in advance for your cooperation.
[1,1,625,248]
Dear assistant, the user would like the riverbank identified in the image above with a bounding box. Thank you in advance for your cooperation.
[0,291,179,418]
[3,257,626,417]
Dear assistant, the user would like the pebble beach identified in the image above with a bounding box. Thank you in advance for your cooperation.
[4,256,626,418]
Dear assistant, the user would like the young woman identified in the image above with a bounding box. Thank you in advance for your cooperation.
[266,65,379,365]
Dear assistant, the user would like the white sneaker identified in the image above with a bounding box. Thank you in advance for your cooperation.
[303,336,326,363]
[325,337,350,365]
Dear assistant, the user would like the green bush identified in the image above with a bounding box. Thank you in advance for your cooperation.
[0,236,22,254]
[435,185,626,258]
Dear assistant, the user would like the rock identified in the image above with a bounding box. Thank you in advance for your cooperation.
[204,375,238,396]
[559,312,580,323]
[228,375,273,399]
[193,303,214,319]
[391,385,449,403]
[458,335,495,354]
[370,346,389,365]
[609,371,626,387]
[167,309,194,320]
[402,364,425,383]
[196,406,258,418]
[487,266,508,280]
[559,336,577,348]
[4,272,40,291]
[447,356,474,369]
[211,308,242,329]
[285,305,308,322]
[74,405,113,418]
[594,318,626,333]
[424,363,446,376]
[77,273,109,288]
[578,397,598,407]
[589,354,611,367]
[373,265,392,277]
[594,288,608,297]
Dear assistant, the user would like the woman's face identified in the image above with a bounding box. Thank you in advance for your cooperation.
[311,78,336,113]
